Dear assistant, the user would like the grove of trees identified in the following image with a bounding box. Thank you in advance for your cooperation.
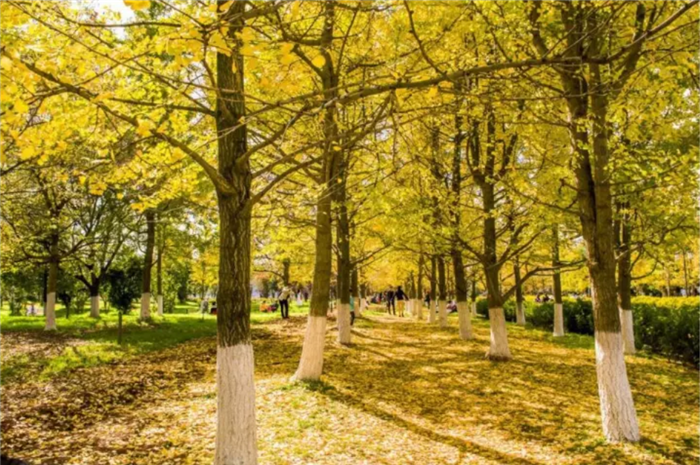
[1,1,697,464]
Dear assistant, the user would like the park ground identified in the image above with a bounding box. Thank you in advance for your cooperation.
[0,302,697,465]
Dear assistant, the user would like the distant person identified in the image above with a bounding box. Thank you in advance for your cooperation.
[395,286,408,317]
[349,290,356,326]
[278,285,292,319]
[200,299,209,314]
[535,293,542,303]
[385,287,396,315]
[543,294,550,303]
[424,289,431,307]
[26,302,36,316]
[210,301,218,315]
[447,300,457,313]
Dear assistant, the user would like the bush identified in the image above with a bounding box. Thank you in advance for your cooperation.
[631,297,698,367]
[478,296,698,366]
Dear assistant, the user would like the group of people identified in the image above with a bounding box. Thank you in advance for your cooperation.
[382,286,410,317]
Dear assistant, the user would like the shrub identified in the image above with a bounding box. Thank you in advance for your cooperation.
[478,296,698,366]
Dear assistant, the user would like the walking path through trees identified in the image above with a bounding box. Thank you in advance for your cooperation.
[2,310,696,465]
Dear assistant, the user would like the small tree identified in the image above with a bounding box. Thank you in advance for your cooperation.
[106,258,142,344]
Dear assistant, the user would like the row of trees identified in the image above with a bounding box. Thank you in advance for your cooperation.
[2,1,697,464]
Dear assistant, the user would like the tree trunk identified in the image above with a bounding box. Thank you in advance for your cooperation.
[415,252,424,320]
[157,238,164,317]
[453,250,472,339]
[471,274,478,316]
[45,245,58,331]
[141,210,155,320]
[567,73,639,441]
[429,255,437,324]
[335,151,351,345]
[214,3,257,463]
[437,256,447,327]
[552,226,565,337]
[295,191,332,380]
[295,1,338,378]
[513,261,525,326]
[617,214,635,354]
[483,181,511,360]
[90,274,100,319]
[352,267,360,318]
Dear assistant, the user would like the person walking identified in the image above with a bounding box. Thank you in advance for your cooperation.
[395,285,409,317]
[385,287,396,315]
[278,285,292,319]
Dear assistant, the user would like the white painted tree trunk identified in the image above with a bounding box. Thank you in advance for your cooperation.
[457,301,472,340]
[428,301,436,323]
[595,331,640,442]
[438,300,447,327]
[294,316,327,381]
[337,303,351,345]
[486,308,512,360]
[553,303,565,337]
[619,308,635,355]
[44,292,57,331]
[515,302,526,326]
[214,343,258,465]
[157,295,164,316]
[140,292,151,319]
[471,301,477,316]
[414,299,423,321]
[406,300,413,316]
[354,293,361,318]
[90,296,100,318]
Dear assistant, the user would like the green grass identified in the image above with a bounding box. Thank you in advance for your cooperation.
[0,298,311,381]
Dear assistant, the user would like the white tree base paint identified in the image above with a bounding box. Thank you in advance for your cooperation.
[428,301,436,323]
[157,295,164,317]
[515,301,526,326]
[438,300,447,327]
[595,331,640,442]
[471,301,477,317]
[553,303,565,337]
[90,296,100,318]
[293,316,327,381]
[214,343,258,465]
[140,292,151,319]
[413,299,422,321]
[620,308,635,355]
[45,292,57,331]
[486,308,512,360]
[337,303,351,345]
[457,301,472,340]
[406,300,413,316]
[354,294,361,318]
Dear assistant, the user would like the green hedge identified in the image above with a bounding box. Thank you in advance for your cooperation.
[475,296,699,366]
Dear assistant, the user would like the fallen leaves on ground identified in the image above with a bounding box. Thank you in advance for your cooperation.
[1,313,697,465]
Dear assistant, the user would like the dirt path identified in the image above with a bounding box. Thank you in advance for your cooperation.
[1,314,697,465]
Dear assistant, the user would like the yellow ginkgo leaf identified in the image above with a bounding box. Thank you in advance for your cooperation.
[281,54,295,65]
[312,55,326,68]
[124,0,150,11]
[13,99,28,114]
[136,120,155,137]
[427,87,439,98]
[219,0,234,12]
[20,145,35,160]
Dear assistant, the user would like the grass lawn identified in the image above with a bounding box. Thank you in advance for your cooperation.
[1,306,696,465]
